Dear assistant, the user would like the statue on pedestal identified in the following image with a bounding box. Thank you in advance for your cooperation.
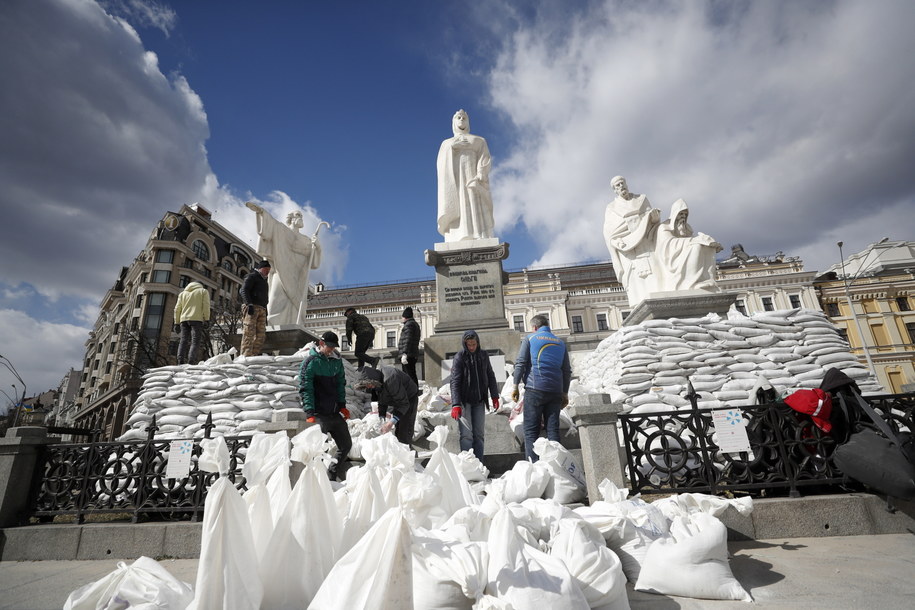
[655,199,722,292]
[604,176,722,306]
[436,109,495,243]
[245,202,326,326]
[603,176,661,305]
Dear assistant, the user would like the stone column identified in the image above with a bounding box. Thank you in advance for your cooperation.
[0,427,56,527]
[566,394,627,503]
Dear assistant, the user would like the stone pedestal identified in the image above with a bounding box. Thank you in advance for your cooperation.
[229,325,319,356]
[0,427,57,527]
[625,291,738,326]
[423,242,520,387]
[566,394,627,503]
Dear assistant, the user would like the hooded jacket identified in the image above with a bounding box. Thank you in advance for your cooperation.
[298,345,346,416]
[173,282,211,324]
[450,330,498,407]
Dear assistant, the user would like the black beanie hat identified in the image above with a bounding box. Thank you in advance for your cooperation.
[402,306,413,318]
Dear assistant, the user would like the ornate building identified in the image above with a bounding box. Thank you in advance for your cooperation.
[815,240,915,393]
[73,204,258,439]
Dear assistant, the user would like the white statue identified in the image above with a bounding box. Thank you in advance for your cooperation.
[245,202,327,326]
[655,198,722,292]
[603,176,661,305]
[436,109,496,242]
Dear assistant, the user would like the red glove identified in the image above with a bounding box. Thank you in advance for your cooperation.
[451,406,462,420]
[492,398,500,410]
[340,408,350,420]
[306,416,316,424]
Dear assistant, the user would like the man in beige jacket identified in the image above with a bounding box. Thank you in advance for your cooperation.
[174,281,211,364]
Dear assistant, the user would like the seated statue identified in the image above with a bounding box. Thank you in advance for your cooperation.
[603,176,661,305]
[655,199,722,292]
[436,109,496,242]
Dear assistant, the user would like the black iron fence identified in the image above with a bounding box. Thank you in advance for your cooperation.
[30,415,251,524]
[620,391,915,497]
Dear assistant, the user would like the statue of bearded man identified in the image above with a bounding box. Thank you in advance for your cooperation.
[603,175,661,306]
[245,202,323,327]
[436,109,496,242]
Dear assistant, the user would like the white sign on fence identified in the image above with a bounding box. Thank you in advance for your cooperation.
[166,439,194,480]
[711,409,753,457]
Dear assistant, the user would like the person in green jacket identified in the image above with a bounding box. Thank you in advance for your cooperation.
[299,331,352,480]
[173,281,211,364]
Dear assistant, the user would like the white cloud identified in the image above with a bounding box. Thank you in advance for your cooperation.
[0,309,89,398]
[484,0,915,274]
[100,0,177,36]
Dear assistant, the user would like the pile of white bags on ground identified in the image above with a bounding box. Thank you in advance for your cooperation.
[69,427,757,608]
[576,308,882,412]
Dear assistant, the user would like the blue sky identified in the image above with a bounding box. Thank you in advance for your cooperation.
[1,0,915,399]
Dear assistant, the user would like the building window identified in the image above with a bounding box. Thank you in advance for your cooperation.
[183,259,195,270]
[837,327,849,344]
[735,300,747,315]
[202,267,212,279]
[571,316,583,333]
[621,311,630,321]
[826,302,840,317]
[513,315,525,332]
[596,313,608,331]
[762,297,774,311]
[151,270,171,283]
[179,275,191,288]
[155,249,174,264]
[113,322,120,335]
[135,295,143,308]
[896,296,911,312]
[386,330,396,348]
[789,294,801,309]
[105,362,112,374]
[192,240,210,261]
[143,293,167,334]
[906,323,915,344]
[222,259,234,272]
[93,360,99,370]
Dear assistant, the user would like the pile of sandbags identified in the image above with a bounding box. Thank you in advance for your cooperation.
[576,308,881,412]
[118,346,373,442]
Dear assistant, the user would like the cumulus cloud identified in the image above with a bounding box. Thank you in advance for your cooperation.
[0,0,345,393]
[485,0,915,273]
[0,310,89,397]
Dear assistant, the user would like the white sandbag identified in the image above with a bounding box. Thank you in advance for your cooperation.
[340,466,389,553]
[651,493,753,520]
[157,414,198,427]
[549,517,629,610]
[187,437,263,610]
[499,460,551,503]
[486,507,589,609]
[412,534,486,609]
[309,507,413,610]
[453,450,490,482]
[635,512,751,601]
[532,439,587,504]
[63,556,194,610]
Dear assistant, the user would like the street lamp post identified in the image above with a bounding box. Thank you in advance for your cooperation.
[836,238,889,380]
[0,355,27,427]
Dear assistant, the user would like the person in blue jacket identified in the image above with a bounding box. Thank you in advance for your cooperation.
[450,330,499,461]
[511,315,572,462]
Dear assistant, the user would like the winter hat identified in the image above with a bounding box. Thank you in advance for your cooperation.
[402,306,413,319]
[319,331,339,347]
[255,260,271,269]
[344,307,356,315]
[784,388,833,433]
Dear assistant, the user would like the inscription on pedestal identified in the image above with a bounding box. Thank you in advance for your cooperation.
[444,268,499,307]
[426,243,511,333]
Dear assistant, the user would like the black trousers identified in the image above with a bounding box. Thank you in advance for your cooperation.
[315,412,353,477]
[402,357,418,386]
[354,331,376,367]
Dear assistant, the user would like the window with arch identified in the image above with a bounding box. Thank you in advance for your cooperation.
[192,240,210,261]
[222,259,234,272]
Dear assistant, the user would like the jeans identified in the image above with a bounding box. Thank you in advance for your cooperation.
[458,401,486,461]
[522,388,562,462]
[178,320,203,364]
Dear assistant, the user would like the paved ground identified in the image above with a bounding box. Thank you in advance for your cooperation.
[1,533,913,609]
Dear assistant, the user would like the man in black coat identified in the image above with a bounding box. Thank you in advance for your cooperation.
[356,366,418,447]
[240,260,270,356]
[397,306,421,385]
[450,329,499,461]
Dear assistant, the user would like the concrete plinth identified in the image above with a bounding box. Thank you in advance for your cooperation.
[0,427,57,528]
[228,325,319,356]
[625,291,738,326]
[566,394,627,503]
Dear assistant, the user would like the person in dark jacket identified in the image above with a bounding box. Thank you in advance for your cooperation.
[512,315,572,462]
[299,331,352,480]
[240,260,270,356]
[355,365,418,447]
[397,306,421,385]
[450,330,499,461]
[344,307,379,369]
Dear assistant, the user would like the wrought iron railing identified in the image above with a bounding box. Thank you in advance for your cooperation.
[30,415,251,524]
[619,390,915,497]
